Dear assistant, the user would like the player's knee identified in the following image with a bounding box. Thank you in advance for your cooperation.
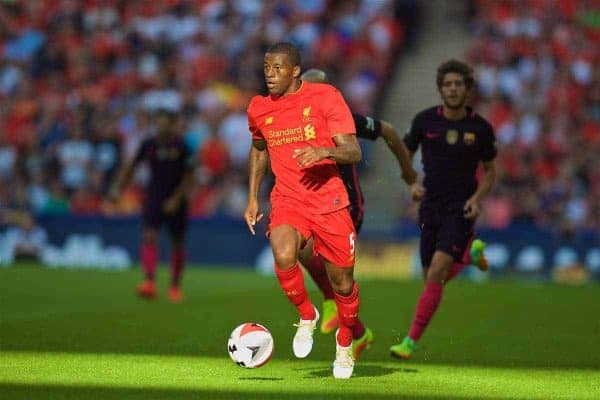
[170,236,184,248]
[426,251,453,282]
[142,230,158,244]
[272,247,297,270]
[297,247,311,268]
[427,263,448,283]
[329,274,354,296]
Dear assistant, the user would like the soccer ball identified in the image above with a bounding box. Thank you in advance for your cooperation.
[227,322,274,368]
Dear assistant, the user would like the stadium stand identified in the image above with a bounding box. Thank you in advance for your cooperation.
[0,0,411,220]
[467,0,600,234]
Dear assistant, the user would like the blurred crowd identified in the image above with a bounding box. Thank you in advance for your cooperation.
[467,0,600,234]
[0,0,410,223]
[4,0,595,238]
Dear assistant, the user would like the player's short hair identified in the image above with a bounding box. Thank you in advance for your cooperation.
[266,42,301,67]
[300,68,329,83]
[436,60,475,90]
[155,108,177,122]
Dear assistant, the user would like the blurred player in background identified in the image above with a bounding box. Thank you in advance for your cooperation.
[299,68,417,359]
[390,60,496,359]
[110,110,195,303]
[245,43,362,379]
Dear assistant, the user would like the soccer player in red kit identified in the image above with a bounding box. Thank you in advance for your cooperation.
[245,43,362,379]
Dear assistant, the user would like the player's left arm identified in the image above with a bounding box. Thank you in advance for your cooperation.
[464,160,496,219]
[108,140,147,201]
[163,142,196,214]
[163,167,195,214]
[293,133,361,168]
[353,113,417,184]
[464,124,498,219]
[379,120,418,185]
[330,133,362,164]
[293,86,360,167]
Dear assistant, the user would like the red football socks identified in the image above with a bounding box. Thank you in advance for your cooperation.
[304,255,335,300]
[335,282,360,347]
[408,281,443,341]
[140,243,158,281]
[275,263,315,320]
[352,318,366,340]
[170,248,185,287]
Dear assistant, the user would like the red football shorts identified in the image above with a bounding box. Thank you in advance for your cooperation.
[269,204,356,267]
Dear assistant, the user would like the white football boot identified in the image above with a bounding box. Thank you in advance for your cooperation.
[292,306,319,358]
[333,339,354,379]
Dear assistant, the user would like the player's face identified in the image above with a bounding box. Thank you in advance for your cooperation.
[156,114,173,136]
[439,72,469,110]
[263,52,300,96]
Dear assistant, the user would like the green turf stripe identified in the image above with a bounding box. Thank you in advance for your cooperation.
[1,352,599,399]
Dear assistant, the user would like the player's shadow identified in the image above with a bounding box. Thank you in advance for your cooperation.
[299,365,417,379]
[299,168,329,191]
[238,377,284,381]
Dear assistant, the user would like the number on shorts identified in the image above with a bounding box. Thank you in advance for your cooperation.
[349,232,356,255]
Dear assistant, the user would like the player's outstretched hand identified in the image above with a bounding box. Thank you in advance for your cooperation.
[402,168,418,187]
[293,146,329,168]
[410,182,425,202]
[244,201,264,235]
[463,196,481,220]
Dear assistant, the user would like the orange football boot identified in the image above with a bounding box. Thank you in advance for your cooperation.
[168,286,184,303]
[137,280,157,299]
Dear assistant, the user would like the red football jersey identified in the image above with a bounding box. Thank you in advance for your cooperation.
[248,81,356,214]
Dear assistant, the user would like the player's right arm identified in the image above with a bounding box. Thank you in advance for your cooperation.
[371,118,417,186]
[245,99,269,235]
[108,141,147,201]
[245,139,268,235]
[403,114,426,201]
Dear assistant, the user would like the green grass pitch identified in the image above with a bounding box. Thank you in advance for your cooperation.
[1,265,599,399]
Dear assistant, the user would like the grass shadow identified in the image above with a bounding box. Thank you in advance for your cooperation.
[0,383,494,400]
[238,377,284,381]
[298,364,416,378]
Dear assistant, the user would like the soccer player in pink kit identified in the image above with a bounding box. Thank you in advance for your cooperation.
[245,42,362,378]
